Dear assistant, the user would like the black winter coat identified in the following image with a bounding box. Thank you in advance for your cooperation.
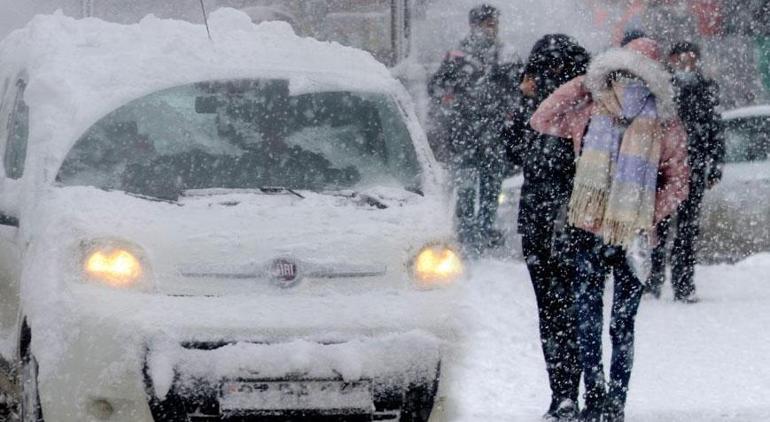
[510,34,589,234]
[672,71,725,188]
[427,34,516,171]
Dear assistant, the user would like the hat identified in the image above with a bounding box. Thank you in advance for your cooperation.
[469,4,500,25]
[625,37,662,62]
[621,29,647,47]
[669,41,701,58]
[524,34,590,79]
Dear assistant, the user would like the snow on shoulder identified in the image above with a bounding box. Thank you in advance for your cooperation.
[0,8,397,168]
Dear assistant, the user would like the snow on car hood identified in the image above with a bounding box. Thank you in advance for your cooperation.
[33,186,454,296]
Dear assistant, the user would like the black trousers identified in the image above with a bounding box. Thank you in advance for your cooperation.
[570,228,644,414]
[650,180,706,299]
[455,167,503,248]
[521,220,581,406]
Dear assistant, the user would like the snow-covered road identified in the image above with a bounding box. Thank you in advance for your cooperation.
[450,254,770,421]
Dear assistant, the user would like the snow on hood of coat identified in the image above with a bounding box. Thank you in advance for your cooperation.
[584,45,677,120]
[0,8,398,178]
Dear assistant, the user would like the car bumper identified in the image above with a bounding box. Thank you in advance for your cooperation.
[36,286,457,421]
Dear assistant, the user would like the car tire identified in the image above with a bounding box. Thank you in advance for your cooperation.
[400,381,439,422]
[19,352,44,422]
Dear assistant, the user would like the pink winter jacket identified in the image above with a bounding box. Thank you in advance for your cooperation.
[530,75,690,225]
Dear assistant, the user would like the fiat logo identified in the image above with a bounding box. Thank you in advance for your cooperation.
[270,258,299,288]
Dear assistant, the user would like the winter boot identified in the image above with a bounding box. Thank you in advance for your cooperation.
[554,399,579,421]
[578,406,602,422]
[603,404,625,422]
[643,282,661,299]
[603,409,625,422]
[543,398,578,421]
[674,293,700,304]
[542,412,559,422]
[603,397,626,422]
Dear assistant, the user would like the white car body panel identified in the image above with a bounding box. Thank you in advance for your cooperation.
[699,110,770,261]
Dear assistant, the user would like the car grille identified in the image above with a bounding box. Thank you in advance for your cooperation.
[142,341,437,422]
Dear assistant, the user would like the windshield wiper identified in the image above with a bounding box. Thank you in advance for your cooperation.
[258,186,305,199]
[122,190,181,205]
[181,187,305,199]
[405,186,424,197]
[323,190,389,210]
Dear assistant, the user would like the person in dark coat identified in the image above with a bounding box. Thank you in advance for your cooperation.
[427,4,516,252]
[508,33,590,421]
[646,41,725,302]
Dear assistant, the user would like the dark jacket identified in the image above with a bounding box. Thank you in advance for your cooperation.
[671,71,725,188]
[510,34,589,233]
[427,33,515,170]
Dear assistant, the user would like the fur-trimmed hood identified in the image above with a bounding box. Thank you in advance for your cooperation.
[584,47,677,120]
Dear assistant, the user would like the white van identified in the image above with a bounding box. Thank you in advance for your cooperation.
[0,9,460,421]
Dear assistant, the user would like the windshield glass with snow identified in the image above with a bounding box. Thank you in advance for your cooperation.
[56,79,421,200]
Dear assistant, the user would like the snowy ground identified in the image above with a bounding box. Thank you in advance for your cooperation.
[450,254,770,421]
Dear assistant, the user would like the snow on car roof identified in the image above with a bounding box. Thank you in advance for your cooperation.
[0,8,398,174]
[722,105,770,121]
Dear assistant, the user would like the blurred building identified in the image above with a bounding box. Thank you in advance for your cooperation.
[586,0,769,108]
[28,0,427,67]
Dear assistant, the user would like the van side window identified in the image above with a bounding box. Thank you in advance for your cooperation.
[4,79,28,179]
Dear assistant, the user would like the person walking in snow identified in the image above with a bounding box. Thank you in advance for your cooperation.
[427,4,513,253]
[508,33,590,422]
[530,38,690,422]
[646,41,725,302]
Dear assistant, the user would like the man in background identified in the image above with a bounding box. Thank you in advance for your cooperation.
[647,41,725,302]
[427,4,515,253]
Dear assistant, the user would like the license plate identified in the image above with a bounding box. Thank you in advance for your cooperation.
[219,380,373,415]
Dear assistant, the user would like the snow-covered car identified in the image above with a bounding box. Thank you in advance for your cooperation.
[698,106,770,261]
[0,9,462,422]
[494,106,770,263]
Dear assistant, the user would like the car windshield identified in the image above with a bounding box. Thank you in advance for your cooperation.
[723,117,770,163]
[56,79,421,200]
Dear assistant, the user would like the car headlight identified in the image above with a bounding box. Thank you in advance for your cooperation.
[82,240,149,289]
[412,245,464,287]
[498,192,507,205]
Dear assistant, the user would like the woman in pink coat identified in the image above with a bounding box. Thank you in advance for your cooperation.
[530,38,689,422]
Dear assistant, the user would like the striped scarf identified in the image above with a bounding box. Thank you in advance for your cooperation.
[568,80,663,247]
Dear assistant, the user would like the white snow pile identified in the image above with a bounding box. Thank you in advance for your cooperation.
[147,331,441,400]
[447,254,770,421]
[0,8,398,173]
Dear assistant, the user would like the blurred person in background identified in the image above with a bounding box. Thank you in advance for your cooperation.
[427,4,516,253]
[530,38,690,422]
[508,33,590,422]
[646,41,725,302]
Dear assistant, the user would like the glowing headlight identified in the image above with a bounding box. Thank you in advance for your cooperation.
[84,247,143,287]
[498,193,507,205]
[413,246,464,287]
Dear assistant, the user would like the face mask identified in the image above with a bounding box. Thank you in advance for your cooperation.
[674,70,698,85]
[471,27,496,44]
